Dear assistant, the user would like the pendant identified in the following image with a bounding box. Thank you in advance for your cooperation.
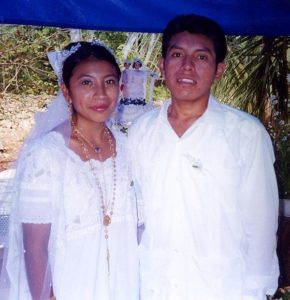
[95,146,101,154]
[103,215,111,226]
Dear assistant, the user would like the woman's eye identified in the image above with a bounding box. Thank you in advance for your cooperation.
[106,79,117,85]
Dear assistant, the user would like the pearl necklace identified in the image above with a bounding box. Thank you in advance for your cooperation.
[72,122,117,275]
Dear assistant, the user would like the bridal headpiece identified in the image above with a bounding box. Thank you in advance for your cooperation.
[47,40,114,83]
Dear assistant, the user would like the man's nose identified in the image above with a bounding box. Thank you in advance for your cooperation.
[182,56,194,70]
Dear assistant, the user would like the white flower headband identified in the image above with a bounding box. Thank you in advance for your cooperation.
[47,40,115,84]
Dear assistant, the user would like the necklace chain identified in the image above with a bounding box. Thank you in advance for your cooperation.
[73,125,102,154]
[71,122,116,276]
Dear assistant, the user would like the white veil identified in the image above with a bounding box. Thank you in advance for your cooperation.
[0,48,74,300]
[0,41,139,300]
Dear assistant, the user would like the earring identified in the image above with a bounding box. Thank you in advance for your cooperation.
[67,101,73,122]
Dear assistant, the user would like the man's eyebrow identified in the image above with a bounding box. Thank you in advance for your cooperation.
[196,47,212,53]
[168,44,213,54]
[168,44,183,51]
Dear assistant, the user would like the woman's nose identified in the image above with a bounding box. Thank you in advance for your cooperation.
[93,82,106,99]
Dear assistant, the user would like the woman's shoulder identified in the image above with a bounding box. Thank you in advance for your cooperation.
[21,131,67,161]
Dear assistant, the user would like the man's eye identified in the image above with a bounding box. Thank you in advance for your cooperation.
[81,80,92,85]
[172,52,182,58]
[198,55,207,61]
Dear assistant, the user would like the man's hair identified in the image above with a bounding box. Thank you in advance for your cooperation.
[162,14,227,64]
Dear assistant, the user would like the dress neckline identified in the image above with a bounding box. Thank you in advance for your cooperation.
[48,130,117,166]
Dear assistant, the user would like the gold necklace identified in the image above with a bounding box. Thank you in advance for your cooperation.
[72,122,117,275]
[73,124,102,154]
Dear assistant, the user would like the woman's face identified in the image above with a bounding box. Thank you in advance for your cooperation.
[62,57,120,125]
[134,62,142,70]
[124,62,131,69]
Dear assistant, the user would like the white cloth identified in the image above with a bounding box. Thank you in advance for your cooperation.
[4,130,139,300]
[116,103,155,127]
[116,69,155,126]
[122,69,148,100]
[128,96,279,300]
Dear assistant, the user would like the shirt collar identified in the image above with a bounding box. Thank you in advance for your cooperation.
[159,95,225,129]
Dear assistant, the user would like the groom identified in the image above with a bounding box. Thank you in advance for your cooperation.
[129,14,279,300]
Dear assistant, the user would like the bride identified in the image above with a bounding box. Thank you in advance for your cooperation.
[1,41,139,300]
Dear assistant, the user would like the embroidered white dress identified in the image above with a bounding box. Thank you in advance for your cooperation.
[4,130,139,300]
[129,96,279,300]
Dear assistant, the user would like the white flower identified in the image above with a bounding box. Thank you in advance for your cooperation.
[287,73,290,83]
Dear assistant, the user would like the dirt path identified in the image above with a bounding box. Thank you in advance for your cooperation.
[0,93,51,171]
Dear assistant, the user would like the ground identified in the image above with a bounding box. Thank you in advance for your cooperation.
[0,93,51,171]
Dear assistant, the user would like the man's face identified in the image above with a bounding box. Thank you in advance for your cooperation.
[159,31,224,105]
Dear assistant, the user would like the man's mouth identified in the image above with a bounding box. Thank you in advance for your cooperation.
[177,78,197,84]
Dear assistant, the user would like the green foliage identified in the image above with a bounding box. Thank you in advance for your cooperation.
[0,26,170,99]
[269,119,290,198]
[213,36,289,123]
[153,80,170,101]
[0,25,72,95]
[0,26,130,96]
[84,30,128,57]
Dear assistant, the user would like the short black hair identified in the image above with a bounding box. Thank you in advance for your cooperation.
[62,41,121,88]
[162,14,227,64]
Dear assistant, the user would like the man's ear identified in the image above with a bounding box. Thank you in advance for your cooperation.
[215,62,225,81]
[158,58,165,78]
[60,83,71,103]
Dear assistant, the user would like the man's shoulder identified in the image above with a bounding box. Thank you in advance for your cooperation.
[129,105,162,135]
[216,100,264,131]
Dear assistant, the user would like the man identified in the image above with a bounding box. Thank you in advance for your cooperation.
[129,14,279,300]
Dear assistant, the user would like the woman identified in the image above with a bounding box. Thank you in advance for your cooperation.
[1,41,139,300]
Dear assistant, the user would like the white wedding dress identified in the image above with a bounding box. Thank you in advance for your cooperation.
[3,130,139,300]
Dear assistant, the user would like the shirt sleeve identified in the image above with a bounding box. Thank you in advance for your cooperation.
[17,144,54,224]
[240,124,279,299]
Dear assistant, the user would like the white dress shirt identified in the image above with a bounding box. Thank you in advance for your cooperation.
[129,96,279,300]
